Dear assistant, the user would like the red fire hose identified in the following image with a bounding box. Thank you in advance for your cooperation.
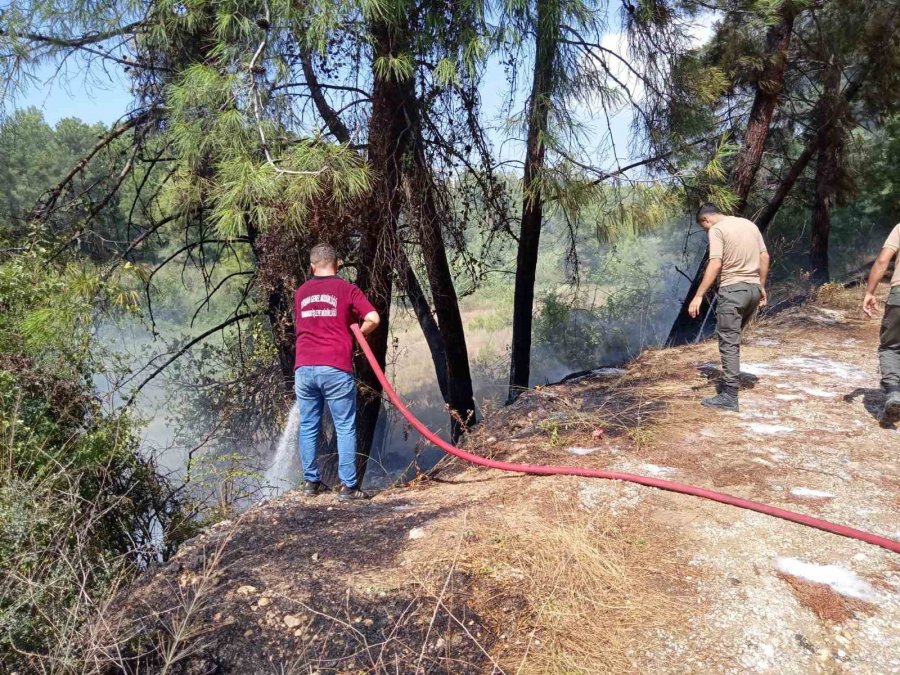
[352,325,900,554]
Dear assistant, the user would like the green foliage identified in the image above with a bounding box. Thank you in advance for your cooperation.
[533,291,603,367]
[0,109,134,258]
[0,252,191,671]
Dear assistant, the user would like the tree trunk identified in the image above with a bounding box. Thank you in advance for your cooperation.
[302,42,473,441]
[667,3,796,345]
[245,218,296,394]
[346,18,412,485]
[404,136,477,439]
[730,3,797,214]
[809,63,842,286]
[396,248,450,403]
[809,145,834,285]
[508,0,559,402]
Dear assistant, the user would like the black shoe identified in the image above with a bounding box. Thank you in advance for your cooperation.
[702,387,739,412]
[882,390,900,426]
[302,481,323,496]
[338,485,370,501]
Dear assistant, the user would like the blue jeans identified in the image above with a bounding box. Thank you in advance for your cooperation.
[295,366,358,488]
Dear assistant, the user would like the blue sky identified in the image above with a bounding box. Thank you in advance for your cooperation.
[10,48,639,169]
[13,62,134,125]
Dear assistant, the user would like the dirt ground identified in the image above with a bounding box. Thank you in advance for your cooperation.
[110,284,899,674]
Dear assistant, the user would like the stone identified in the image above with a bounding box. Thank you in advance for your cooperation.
[236,585,258,596]
[257,597,270,607]
[283,614,303,629]
[409,527,426,540]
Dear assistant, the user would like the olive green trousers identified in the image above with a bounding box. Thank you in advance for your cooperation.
[716,282,762,390]
[880,286,900,391]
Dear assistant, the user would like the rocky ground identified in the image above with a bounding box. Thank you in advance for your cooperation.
[109,283,899,674]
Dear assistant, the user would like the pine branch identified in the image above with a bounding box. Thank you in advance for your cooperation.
[28,110,155,224]
[124,312,260,408]
[0,21,145,49]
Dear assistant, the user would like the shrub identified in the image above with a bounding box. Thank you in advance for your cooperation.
[532,292,604,368]
[0,357,193,672]
[0,253,192,671]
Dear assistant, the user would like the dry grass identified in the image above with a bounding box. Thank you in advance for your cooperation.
[814,282,866,312]
[777,574,876,624]
[462,495,683,674]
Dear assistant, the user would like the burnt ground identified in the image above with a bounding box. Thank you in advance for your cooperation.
[107,284,899,674]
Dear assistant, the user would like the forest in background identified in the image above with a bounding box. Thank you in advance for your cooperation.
[1,0,900,670]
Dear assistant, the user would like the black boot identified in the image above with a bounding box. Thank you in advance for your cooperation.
[302,480,324,496]
[883,387,900,425]
[702,386,739,412]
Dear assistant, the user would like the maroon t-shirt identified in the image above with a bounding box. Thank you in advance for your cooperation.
[293,276,376,373]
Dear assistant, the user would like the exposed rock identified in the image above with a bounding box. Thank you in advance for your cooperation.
[283,614,303,629]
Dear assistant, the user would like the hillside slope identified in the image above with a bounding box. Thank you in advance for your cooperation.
[107,284,899,674]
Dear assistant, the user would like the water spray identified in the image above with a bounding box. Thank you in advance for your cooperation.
[351,324,900,555]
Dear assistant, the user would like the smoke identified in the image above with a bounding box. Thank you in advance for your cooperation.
[95,216,706,495]
[528,215,706,380]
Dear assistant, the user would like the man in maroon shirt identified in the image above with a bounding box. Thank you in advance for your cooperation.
[294,244,380,500]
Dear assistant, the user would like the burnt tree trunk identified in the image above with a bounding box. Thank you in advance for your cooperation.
[346,17,413,485]
[809,62,843,286]
[415,196,477,440]
[667,4,796,345]
[756,76,865,234]
[245,220,297,394]
[302,45,470,442]
[396,248,450,404]
[403,114,477,439]
[809,142,835,285]
[508,0,559,402]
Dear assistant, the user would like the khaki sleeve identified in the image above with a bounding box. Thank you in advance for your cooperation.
[708,227,724,260]
[884,224,900,251]
[757,228,768,254]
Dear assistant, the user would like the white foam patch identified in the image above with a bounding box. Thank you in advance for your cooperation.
[774,557,879,603]
[740,411,780,420]
[741,363,787,376]
[639,463,676,478]
[790,487,835,499]
[775,394,804,401]
[752,338,782,347]
[796,387,837,398]
[745,423,795,435]
[752,457,776,467]
[567,446,596,456]
[776,356,865,381]
[768,448,789,461]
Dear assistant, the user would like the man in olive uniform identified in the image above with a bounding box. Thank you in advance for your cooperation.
[862,223,900,425]
[689,203,770,412]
